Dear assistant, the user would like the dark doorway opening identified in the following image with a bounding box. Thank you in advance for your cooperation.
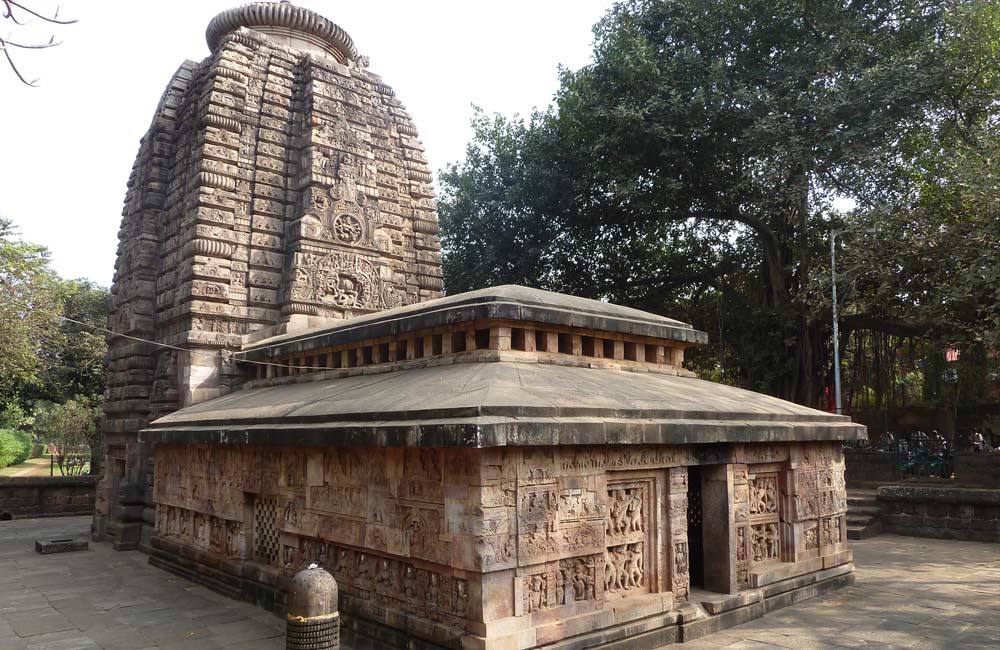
[686,466,704,588]
[0,511,13,521]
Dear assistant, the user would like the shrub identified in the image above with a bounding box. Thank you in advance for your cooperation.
[0,429,32,469]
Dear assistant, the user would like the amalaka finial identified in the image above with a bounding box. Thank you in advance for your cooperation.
[206,2,358,63]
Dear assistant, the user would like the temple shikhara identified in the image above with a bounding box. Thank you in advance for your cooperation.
[98,3,865,648]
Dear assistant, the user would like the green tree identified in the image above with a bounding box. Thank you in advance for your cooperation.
[440,0,1000,405]
[0,217,63,398]
[0,401,29,430]
[0,219,110,409]
[38,280,110,404]
[440,110,572,293]
[838,123,1000,351]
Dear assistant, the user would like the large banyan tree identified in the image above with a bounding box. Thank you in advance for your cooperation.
[438,0,1000,407]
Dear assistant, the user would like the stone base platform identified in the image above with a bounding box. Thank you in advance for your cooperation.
[680,564,854,644]
[148,534,854,650]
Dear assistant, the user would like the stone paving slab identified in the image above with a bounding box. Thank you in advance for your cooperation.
[0,518,284,650]
[1,517,997,649]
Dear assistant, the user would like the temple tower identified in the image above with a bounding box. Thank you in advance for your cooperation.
[97,1,443,548]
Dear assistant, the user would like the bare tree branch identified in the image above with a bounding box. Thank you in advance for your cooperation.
[3,1,77,25]
[2,35,60,49]
[1,39,37,85]
[1,1,75,86]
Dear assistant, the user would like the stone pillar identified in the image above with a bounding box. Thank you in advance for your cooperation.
[701,464,738,594]
[489,326,511,351]
[286,565,340,650]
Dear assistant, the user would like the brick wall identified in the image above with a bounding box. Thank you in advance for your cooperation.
[0,476,97,520]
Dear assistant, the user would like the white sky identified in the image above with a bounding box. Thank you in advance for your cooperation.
[1,1,613,286]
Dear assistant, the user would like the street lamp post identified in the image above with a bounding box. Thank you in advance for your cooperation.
[830,231,842,415]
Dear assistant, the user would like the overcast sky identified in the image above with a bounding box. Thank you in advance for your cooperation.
[1,1,614,286]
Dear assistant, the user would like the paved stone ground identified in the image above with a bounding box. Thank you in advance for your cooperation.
[1,517,997,649]
[0,518,284,649]
[683,534,1000,649]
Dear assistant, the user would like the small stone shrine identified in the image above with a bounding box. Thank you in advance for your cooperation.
[101,3,865,649]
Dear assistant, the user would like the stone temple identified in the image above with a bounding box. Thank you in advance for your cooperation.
[99,3,865,649]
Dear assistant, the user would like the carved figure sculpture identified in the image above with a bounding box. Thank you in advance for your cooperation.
[614,490,629,534]
[527,574,547,612]
[766,523,779,559]
[613,547,628,591]
[403,565,417,598]
[604,549,617,592]
[455,580,468,615]
[626,543,644,589]
[357,553,371,589]
[571,563,586,600]
[750,476,778,515]
[751,523,781,562]
[428,573,440,607]
[627,492,643,532]
[376,559,393,590]
[674,541,689,576]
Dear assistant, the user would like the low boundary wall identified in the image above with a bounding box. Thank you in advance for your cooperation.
[876,485,1000,543]
[0,476,97,520]
[953,452,1000,489]
[844,450,902,487]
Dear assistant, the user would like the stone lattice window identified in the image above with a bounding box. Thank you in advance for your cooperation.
[253,496,279,565]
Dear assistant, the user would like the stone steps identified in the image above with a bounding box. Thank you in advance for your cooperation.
[846,489,883,540]
[847,521,883,540]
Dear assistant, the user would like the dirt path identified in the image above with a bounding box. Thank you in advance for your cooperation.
[0,456,54,477]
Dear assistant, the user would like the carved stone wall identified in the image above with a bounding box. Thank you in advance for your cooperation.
[101,6,443,546]
[782,442,849,567]
[152,441,850,648]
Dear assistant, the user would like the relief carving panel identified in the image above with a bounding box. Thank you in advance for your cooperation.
[604,543,645,595]
[750,523,780,563]
[288,251,400,311]
[523,555,600,613]
[747,471,783,566]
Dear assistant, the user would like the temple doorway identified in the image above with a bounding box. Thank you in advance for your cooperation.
[686,465,704,588]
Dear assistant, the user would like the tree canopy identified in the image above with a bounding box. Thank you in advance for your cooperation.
[439,0,1000,407]
[0,218,110,408]
[0,217,62,396]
